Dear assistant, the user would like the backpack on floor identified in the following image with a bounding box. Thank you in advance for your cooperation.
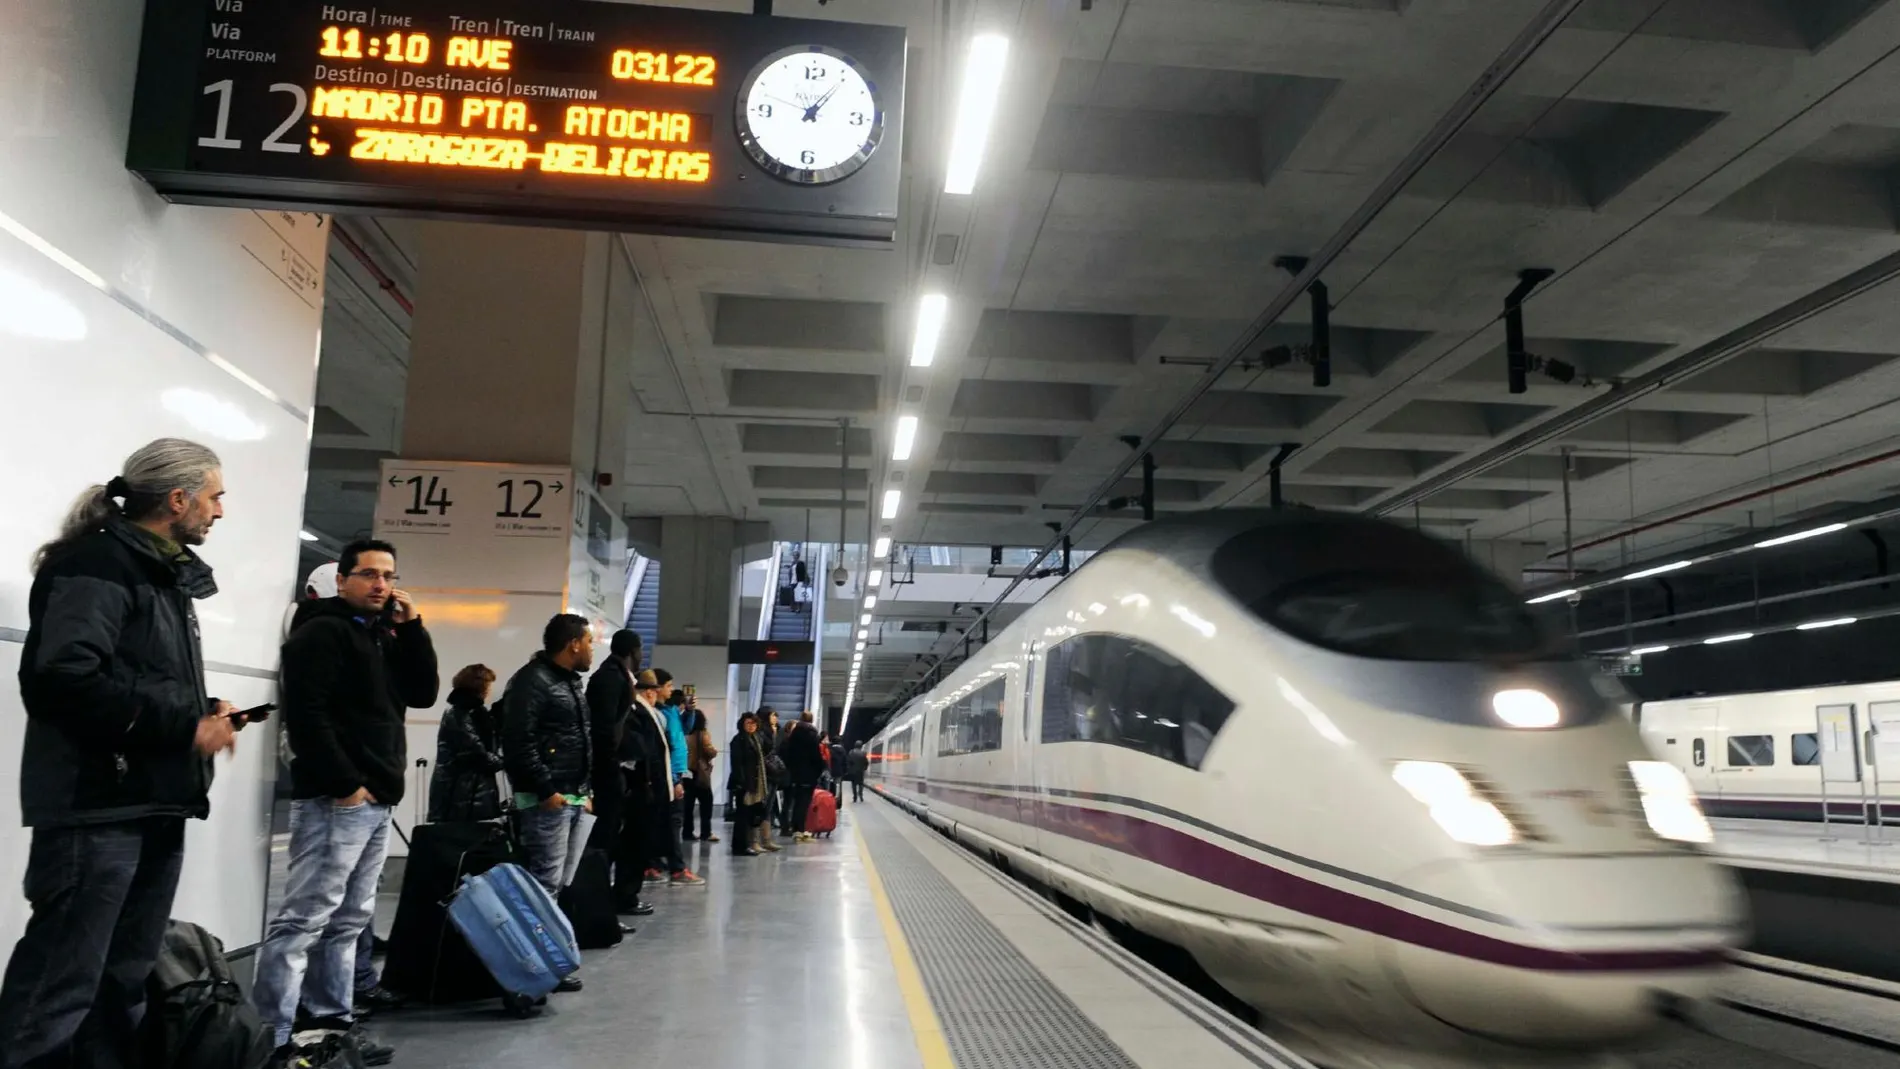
[142,921,275,1069]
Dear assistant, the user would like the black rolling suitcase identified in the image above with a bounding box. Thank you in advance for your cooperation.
[382,821,520,1003]
[558,849,623,950]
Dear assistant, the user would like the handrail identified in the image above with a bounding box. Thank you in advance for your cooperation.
[751,541,784,713]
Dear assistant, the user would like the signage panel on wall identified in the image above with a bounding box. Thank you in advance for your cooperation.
[374,460,573,592]
[127,0,907,245]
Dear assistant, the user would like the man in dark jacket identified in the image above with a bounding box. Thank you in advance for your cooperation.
[253,538,438,1061]
[1,440,239,1069]
[846,745,869,802]
[504,615,595,992]
[584,629,652,916]
[783,712,827,843]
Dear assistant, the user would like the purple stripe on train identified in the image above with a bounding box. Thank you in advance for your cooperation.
[882,778,1731,975]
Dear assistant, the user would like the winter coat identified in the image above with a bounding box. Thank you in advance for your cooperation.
[624,695,670,802]
[661,702,688,781]
[847,750,869,780]
[17,520,217,828]
[688,725,718,783]
[502,653,592,800]
[281,598,440,805]
[585,661,635,800]
[730,728,767,806]
[428,689,503,822]
[782,721,826,787]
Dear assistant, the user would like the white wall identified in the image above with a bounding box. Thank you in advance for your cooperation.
[0,0,326,952]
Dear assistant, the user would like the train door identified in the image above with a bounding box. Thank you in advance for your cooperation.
[1667,702,1722,801]
[1014,640,1044,858]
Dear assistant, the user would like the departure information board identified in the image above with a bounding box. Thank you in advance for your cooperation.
[127,0,907,245]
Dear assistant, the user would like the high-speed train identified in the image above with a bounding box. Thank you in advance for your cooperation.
[867,511,1747,1069]
[1639,680,1900,823]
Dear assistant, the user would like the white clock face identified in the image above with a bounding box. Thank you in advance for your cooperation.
[738,47,883,184]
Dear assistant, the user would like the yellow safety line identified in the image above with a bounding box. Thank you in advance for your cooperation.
[856,821,957,1069]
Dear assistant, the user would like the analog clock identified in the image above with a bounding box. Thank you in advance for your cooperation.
[736,45,885,185]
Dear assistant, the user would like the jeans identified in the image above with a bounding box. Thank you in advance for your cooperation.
[253,800,391,1047]
[681,780,714,839]
[354,923,379,992]
[0,818,185,1069]
[520,804,589,895]
[788,784,816,834]
[648,797,684,873]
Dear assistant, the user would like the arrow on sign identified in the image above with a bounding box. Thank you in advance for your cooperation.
[388,475,402,488]
[550,481,566,493]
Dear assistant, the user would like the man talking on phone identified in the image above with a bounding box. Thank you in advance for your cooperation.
[254,539,438,1065]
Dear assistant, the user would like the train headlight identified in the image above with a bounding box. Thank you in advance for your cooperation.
[1492,688,1560,729]
[1628,760,1713,844]
[1391,761,1518,847]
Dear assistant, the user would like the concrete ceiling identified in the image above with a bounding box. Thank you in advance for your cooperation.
[303,0,1900,712]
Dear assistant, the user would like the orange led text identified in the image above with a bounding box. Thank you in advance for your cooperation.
[563,106,695,143]
[312,87,446,126]
[446,36,513,70]
[460,97,531,131]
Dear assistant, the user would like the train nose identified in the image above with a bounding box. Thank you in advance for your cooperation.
[1381,855,1743,1045]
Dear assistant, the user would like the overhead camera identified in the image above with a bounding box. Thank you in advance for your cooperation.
[831,564,850,588]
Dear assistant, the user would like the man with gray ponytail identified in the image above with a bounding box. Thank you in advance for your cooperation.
[1,438,243,1069]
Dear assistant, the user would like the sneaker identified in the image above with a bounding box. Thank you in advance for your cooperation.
[292,1024,391,1068]
[281,1032,368,1069]
[670,869,706,886]
[616,899,655,917]
[705,834,721,843]
[794,832,815,843]
[644,868,665,882]
[342,1026,395,1067]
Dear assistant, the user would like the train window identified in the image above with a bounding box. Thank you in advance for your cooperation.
[1251,572,1551,662]
[1041,633,1234,770]
[1727,735,1776,767]
[1692,738,1705,767]
[937,679,1005,757]
[1793,733,1820,766]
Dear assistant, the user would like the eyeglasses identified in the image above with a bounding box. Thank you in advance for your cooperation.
[348,569,399,583]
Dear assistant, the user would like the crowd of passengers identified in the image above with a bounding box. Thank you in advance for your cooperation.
[1,438,873,1069]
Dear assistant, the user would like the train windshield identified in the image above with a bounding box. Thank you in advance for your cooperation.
[1258,572,1549,662]
[1210,522,1557,664]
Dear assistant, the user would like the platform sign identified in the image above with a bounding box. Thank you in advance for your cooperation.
[374,459,572,592]
[1816,703,1860,784]
[126,0,907,245]
[1871,702,1900,771]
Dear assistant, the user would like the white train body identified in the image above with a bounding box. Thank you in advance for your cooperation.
[1638,681,1900,822]
[868,512,1746,1067]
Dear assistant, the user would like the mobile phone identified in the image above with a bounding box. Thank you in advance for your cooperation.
[230,702,275,726]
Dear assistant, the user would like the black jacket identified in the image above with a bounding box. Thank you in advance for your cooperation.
[729,729,767,800]
[623,697,671,802]
[18,520,217,828]
[428,688,503,822]
[503,653,592,800]
[282,599,439,805]
[782,721,826,786]
[846,750,869,779]
[584,661,633,796]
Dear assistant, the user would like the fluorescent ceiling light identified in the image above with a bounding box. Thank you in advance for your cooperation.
[1704,632,1753,645]
[856,641,866,652]
[943,34,1009,195]
[860,613,872,625]
[864,595,877,609]
[1756,523,1848,549]
[868,570,884,588]
[857,629,868,640]
[874,536,891,558]
[1626,561,1691,581]
[1797,617,1857,631]
[1525,589,1575,605]
[909,295,948,368]
[299,530,320,542]
[881,489,902,519]
[1631,645,1669,656]
[893,414,919,460]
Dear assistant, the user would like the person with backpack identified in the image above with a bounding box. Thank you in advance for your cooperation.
[1,441,241,1069]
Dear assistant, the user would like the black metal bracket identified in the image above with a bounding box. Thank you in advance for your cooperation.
[1271,256,1330,388]
[1118,435,1157,520]
[1505,268,1554,394]
[1268,443,1299,510]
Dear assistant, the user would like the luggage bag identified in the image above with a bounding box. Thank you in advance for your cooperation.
[141,921,275,1069]
[382,821,517,1004]
[558,848,624,950]
[446,862,581,1017]
[805,788,837,838]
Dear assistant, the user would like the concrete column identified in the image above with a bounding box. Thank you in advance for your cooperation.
[656,516,742,646]
[377,222,634,852]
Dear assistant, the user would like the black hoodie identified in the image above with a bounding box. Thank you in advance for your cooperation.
[280,597,439,804]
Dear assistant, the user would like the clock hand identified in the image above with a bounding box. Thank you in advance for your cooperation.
[803,82,843,122]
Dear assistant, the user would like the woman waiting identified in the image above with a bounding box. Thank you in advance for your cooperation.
[427,665,503,822]
[728,712,777,855]
[681,710,720,843]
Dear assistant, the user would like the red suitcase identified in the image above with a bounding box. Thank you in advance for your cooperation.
[805,789,838,837]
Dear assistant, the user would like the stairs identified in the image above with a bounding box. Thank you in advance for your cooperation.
[627,559,660,670]
[759,553,809,715]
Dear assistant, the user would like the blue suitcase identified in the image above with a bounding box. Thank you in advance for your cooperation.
[445,862,580,1014]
